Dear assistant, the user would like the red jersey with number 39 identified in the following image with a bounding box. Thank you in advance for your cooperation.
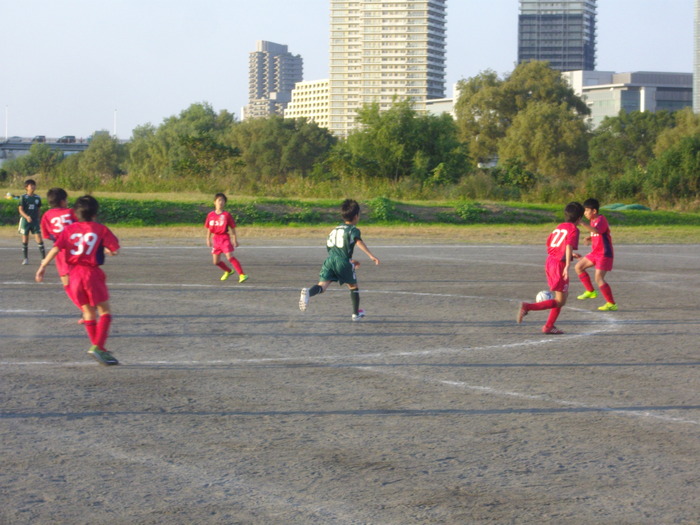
[40,207,78,241]
[54,221,120,267]
[546,222,580,262]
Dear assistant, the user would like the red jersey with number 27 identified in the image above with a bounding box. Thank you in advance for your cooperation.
[546,222,580,262]
[54,221,120,267]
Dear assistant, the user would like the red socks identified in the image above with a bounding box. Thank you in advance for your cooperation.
[545,307,561,328]
[578,272,594,292]
[526,298,558,311]
[216,261,231,273]
[83,314,112,350]
[600,283,615,304]
[84,320,97,344]
[228,257,243,275]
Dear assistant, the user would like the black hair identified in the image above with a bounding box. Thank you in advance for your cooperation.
[583,198,600,211]
[47,187,68,208]
[564,201,584,223]
[341,199,360,222]
[214,193,227,203]
[74,195,99,221]
[24,179,37,187]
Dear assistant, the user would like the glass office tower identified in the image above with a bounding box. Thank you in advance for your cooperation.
[518,0,597,71]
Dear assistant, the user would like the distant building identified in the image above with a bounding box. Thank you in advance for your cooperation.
[695,0,700,112]
[518,0,597,72]
[327,0,447,137]
[243,41,303,120]
[284,79,330,129]
[563,70,693,128]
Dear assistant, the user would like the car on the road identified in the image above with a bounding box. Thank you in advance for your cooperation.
[57,135,76,143]
[32,135,46,143]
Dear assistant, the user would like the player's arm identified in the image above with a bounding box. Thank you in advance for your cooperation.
[35,246,61,282]
[355,239,379,265]
[205,228,212,247]
[230,226,239,247]
[562,245,573,280]
[18,202,31,222]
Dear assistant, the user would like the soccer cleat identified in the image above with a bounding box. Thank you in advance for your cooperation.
[87,345,119,366]
[577,290,597,300]
[299,288,309,311]
[220,270,232,281]
[516,302,528,324]
[352,309,366,322]
[238,274,249,283]
[598,302,618,311]
[21,258,29,265]
[542,325,564,334]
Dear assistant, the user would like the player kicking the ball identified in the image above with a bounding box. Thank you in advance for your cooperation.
[517,202,584,334]
[299,199,379,321]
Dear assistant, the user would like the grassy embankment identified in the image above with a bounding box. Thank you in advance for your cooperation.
[2,190,700,244]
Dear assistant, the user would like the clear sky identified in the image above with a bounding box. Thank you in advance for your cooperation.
[2,0,694,140]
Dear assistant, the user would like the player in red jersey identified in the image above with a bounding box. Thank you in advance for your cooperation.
[205,193,248,283]
[40,188,80,308]
[517,202,584,334]
[36,195,121,366]
[575,198,617,311]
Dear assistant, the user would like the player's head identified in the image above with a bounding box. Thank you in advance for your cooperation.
[341,199,360,222]
[583,198,600,213]
[74,195,99,222]
[47,187,68,208]
[24,179,37,191]
[564,201,584,223]
[214,193,227,207]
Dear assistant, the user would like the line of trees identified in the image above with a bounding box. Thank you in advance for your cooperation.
[2,61,700,208]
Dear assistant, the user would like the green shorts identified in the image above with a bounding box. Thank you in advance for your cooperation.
[319,256,357,286]
[18,217,40,235]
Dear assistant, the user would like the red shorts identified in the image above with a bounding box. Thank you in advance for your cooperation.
[68,265,109,307]
[55,251,71,277]
[584,253,613,272]
[211,234,234,256]
[545,258,569,293]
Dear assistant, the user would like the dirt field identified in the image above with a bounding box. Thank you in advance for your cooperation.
[1,232,699,524]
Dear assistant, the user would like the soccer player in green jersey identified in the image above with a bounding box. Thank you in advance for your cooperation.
[299,199,380,321]
[18,179,46,265]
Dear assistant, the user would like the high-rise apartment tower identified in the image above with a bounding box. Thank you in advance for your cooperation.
[694,0,700,112]
[244,41,303,120]
[518,0,596,71]
[328,0,447,137]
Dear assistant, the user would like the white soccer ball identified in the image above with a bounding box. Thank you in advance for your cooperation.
[536,290,554,302]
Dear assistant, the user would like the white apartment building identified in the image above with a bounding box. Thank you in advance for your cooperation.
[563,70,693,128]
[328,0,447,137]
[284,79,331,129]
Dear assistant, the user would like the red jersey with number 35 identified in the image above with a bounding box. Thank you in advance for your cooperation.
[205,211,236,235]
[40,207,78,241]
[546,222,580,262]
[54,221,120,267]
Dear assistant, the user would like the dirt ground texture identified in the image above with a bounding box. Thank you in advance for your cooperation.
[1,230,699,524]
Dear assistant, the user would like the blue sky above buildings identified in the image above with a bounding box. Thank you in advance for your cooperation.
[2,0,693,139]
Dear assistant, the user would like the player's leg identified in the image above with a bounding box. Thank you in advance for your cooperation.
[299,281,331,311]
[348,283,364,320]
[575,257,597,299]
[21,231,29,264]
[225,250,247,282]
[542,291,567,334]
[86,301,118,365]
[595,268,617,310]
[213,251,232,279]
[34,232,46,258]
